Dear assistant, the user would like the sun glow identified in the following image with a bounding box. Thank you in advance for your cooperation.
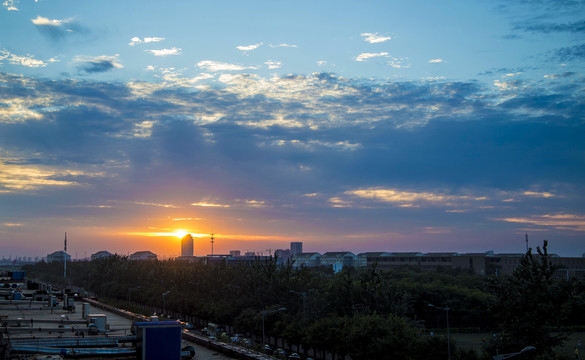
[174,229,190,238]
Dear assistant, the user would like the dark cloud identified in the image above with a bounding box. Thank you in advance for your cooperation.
[551,43,585,61]
[76,60,117,73]
[0,71,584,248]
[515,19,585,34]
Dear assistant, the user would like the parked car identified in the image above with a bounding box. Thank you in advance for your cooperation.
[288,353,301,360]
[230,333,244,343]
[275,348,288,358]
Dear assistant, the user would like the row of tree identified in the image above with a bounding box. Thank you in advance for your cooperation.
[23,241,585,360]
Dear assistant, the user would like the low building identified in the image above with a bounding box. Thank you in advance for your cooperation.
[91,250,113,261]
[357,252,390,268]
[46,251,71,263]
[128,251,157,261]
[292,252,321,268]
[321,252,357,272]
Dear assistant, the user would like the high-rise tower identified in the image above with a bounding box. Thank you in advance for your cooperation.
[181,234,194,257]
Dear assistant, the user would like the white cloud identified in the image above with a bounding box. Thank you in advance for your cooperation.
[0,49,47,68]
[361,32,392,43]
[236,43,263,52]
[31,16,63,26]
[145,47,182,56]
[317,60,328,66]
[429,58,443,63]
[129,36,165,46]
[3,0,18,10]
[265,60,281,69]
[197,60,254,71]
[268,43,298,48]
[387,57,410,69]
[355,52,389,62]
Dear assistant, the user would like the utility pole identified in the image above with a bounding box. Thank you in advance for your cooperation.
[64,232,67,279]
[210,233,215,255]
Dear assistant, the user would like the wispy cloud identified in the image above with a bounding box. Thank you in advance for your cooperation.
[361,32,392,43]
[236,43,263,52]
[196,60,254,71]
[355,52,388,62]
[145,47,182,56]
[73,55,123,73]
[0,49,49,68]
[493,214,585,231]
[268,43,298,48]
[191,202,231,208]
[429,58,444,63]
[265,60,281,69]
[129,36,165,46]
[2,0,18,10]
[31,16,88,41]
[342,188,488,208]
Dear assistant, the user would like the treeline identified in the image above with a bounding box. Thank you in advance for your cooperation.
[23,241,585,360]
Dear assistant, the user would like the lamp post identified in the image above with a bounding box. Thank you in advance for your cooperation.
[162,291,171,317]
[289,291,307,321]
[428,303,451,360]
[261,307,286,346]
[493,346,536,360]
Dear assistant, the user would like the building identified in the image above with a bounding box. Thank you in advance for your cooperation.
[46,251,71,263]
[128,251,158,261]
[290,242,303,255]
[274,249,292,265]
[321,252,358,272]
[292,252,321,268]
[357,252,390,268]
[91,250,113,261]
[181,234,194,257]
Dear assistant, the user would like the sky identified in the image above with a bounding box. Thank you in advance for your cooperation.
[1,0,584,259]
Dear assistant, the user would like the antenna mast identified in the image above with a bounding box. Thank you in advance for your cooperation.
[525,233,529,252]
[64,232,67,278]
[210,233,215,255]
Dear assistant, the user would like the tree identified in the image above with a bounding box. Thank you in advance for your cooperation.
[490,240,570,356]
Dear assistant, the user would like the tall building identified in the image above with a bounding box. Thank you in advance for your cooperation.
[181,234,194,257]
[290,242,303,255]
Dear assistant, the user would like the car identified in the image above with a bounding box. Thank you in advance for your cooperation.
[288,353,301,360]
[264,344,274,355]
[230,333,244,342]
[275,348,288,358]
[209,335,217,341]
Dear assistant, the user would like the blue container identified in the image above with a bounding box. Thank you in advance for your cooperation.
[134,321,181,360]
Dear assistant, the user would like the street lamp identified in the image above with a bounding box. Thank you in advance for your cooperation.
[289,291,307,321]
[493,346,536,360]
[162,291,171,317]
[428,303,451,360]
[261,307,286,346]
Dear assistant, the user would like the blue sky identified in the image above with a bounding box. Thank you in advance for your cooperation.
[1,0,584,258]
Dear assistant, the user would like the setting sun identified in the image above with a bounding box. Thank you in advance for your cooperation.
[174,230,190,239]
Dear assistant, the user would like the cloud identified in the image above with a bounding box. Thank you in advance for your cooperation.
[515,19,585,34]
[493,214,585,231]
[265,60,281,69]
[361,32,392,43]
[551,43,585,62]
[341,188,489,208]
[2,0,18,10]
[196,60,254,71]
[73,55,123,73]
[317,60,328,66]
[31,16,88,41]
[268,43,298,48]
[236,43,263,52]
[129,36,165,46]
[355,52,388,62]
[429,58,443,63]
[145,47,182,56]
[0,49,48,68]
